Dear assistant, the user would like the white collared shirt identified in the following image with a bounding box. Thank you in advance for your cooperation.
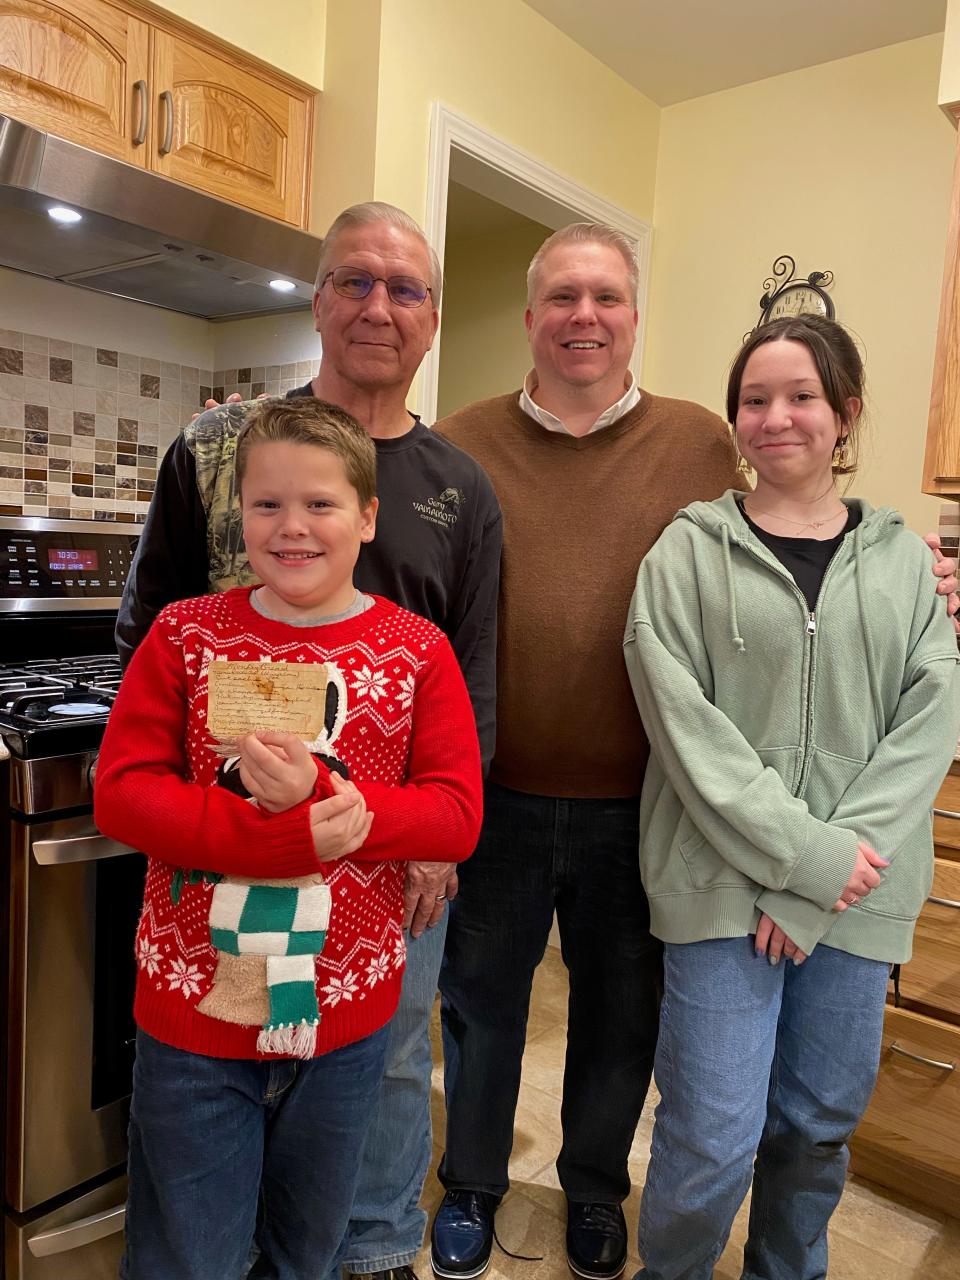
[519,370,641,436]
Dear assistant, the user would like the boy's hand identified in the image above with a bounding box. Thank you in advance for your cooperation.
[755,912,807,965]
[237,731,318,813]
[923,534,959,633]
[310,773,374,862]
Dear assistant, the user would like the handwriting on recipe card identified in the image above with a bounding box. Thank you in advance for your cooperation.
[207,661,328,738]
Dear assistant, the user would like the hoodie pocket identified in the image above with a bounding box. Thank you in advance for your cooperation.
[678,819,756,891]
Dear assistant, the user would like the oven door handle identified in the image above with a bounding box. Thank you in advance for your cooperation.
[32,833,137,864]
[27,1203,126,1256]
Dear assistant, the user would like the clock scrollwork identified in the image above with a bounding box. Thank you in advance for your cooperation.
[749,255,835,335]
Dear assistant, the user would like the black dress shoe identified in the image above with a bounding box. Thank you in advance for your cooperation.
[565,1201,628,1280]
[430,1189,499,1279]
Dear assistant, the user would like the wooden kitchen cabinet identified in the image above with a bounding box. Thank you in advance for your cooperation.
[150,27,309,225]
[849,764,960,1216]
[924,109,960,495]
[0,0,150,165]
[0,0,314,226]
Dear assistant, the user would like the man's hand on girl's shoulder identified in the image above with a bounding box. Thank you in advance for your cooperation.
[923,534,959,633]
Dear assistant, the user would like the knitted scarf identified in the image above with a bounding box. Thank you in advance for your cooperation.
[207,880,332,1057]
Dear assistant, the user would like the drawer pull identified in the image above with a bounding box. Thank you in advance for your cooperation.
[933,807,960,820]
[928,894,960,909]
[889,1042,956,1072]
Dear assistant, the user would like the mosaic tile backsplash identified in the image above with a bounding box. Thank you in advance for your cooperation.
[0,327,316,523]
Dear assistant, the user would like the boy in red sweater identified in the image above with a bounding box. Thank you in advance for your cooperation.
[95,398,483,1280]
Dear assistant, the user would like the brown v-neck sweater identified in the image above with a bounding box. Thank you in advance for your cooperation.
[435,391,740,798]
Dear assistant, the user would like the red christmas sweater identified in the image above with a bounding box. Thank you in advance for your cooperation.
[94,587,483,1059]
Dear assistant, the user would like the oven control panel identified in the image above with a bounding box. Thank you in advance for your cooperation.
[0,517,141,610]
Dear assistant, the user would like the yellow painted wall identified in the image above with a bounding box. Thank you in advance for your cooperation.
[372,0,660,226]
[151,0,326,87]
[436,203,552,418]
[646,34,954,533]
[310,0,381,233]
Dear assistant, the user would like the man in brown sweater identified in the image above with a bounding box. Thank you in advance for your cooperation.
[428,223,957,1280]
[428,223,739,1280]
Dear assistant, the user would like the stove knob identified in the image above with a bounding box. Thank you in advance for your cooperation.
[87,754,99,788]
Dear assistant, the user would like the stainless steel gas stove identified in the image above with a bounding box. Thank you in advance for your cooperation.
[1,517,142,1280]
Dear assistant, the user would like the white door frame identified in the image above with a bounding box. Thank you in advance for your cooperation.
[419,102,653,424]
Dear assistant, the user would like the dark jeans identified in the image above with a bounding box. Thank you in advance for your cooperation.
[438,782,662,1203]
[121,1025,389,1280]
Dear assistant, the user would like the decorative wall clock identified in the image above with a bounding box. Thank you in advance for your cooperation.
[756,255,835,327]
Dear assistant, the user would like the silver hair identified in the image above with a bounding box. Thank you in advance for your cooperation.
[526,222,639,307]
[314,201,443,306]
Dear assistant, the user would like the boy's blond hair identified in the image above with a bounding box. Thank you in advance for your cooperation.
[235,397,377,507]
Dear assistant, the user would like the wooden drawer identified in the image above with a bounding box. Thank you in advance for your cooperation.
[897,859,960,1023]
[850,1007,960,1216]
[934,767,960,861]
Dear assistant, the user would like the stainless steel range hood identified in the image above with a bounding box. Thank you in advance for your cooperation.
[0,115,323,321]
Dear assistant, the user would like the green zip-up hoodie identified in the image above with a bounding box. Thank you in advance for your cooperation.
[623,491,960,963]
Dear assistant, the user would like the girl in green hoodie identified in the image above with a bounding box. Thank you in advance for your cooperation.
[624,315,960,1280]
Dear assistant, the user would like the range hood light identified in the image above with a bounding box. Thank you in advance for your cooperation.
[269,278,296,292]
[47,205,82,224]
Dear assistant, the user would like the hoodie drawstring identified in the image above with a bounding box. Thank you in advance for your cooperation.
[854,524,885,739]
[721,524,746,653]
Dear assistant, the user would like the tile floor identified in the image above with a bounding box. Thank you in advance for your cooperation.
[415,945,960,1280]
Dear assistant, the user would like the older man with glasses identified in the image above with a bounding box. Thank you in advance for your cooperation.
[116,201,501,1280]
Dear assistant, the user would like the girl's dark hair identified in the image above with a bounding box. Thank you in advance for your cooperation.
[726,315,865,477]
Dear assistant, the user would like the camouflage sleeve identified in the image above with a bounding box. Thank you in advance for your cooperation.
[115,434,208,668]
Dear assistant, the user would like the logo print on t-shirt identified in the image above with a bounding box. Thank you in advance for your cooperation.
[413,487,463,529]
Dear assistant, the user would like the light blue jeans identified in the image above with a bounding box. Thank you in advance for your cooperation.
[336,914,448,1275]
[635,937,889,1280]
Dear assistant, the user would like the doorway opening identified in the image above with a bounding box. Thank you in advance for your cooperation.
[420,105,652,424]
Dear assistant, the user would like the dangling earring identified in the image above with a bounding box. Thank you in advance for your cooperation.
[833,437,848,469]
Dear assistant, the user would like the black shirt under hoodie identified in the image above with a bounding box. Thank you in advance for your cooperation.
[739,499,862,612]
[115,385,503,768]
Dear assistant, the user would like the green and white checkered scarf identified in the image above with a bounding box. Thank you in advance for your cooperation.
[208,880,332,1058]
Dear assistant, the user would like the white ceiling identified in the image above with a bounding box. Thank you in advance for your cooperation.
[522,0,947,106]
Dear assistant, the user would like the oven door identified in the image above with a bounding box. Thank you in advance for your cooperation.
[5,814,142,1213]
[5,1173,127,1280]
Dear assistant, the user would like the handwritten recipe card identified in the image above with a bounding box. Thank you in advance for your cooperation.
[207,661,328,740]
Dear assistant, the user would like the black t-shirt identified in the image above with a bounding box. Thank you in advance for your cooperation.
[116,387,503,767]
[738,500,862,612]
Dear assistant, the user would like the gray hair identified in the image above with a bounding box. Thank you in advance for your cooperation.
[314,201,443,306]
[526,222,639,307]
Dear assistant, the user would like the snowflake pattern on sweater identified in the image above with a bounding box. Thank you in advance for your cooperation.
[95,587,483,1060]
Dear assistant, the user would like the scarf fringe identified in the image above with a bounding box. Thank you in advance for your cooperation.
[257,1019,318,1060]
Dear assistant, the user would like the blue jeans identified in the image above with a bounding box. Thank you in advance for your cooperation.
[635,938,889,1280]
[337,915,448,1274]
[439,782,662,1202]
[121,1025,388,1280]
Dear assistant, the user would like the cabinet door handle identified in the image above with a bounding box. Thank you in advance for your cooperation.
[889,1041,956,1072]
[159,90,174,156]
[928,894,960,909]
[933,807,960,820]
[132,79,148,145]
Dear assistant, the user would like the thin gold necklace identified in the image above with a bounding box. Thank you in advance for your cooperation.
[744,500,847,533]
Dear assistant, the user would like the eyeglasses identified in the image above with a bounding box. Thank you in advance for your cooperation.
[320,266,432,308]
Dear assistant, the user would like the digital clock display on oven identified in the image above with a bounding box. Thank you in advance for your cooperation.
[48,548,99,571]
